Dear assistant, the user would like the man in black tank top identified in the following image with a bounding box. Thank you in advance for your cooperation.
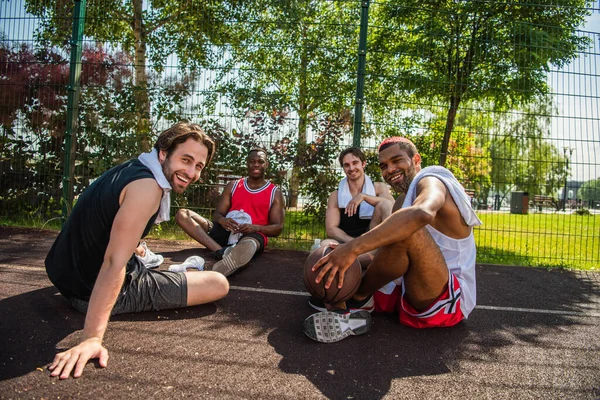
[44,122,229,379]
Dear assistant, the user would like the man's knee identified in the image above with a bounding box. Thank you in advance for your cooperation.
[209,273,230,299]
[374,199,393,219]
[186,271,229,305]
[175,208,192,226]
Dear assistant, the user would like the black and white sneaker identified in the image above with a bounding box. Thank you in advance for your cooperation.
[302,310,371,343]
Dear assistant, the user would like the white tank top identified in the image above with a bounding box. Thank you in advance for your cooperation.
[424,225,477,317]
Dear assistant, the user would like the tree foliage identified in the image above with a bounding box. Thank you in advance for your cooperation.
[4,0,594,221]
[489,97,565,201]
[24,0,250,151]
[578,178,600,203]
[214,0,359,206]
[369,0,591,165]
[0,41,194,217]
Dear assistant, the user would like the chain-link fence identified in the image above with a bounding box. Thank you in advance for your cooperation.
[1,0,598,268]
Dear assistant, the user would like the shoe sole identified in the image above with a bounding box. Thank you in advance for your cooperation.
[302,311,371,343]
[212,240,256,277]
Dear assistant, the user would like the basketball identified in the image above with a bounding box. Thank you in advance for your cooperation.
[303,245,362,304]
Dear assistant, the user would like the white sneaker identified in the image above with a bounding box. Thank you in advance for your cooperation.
[136,242,164,269]
[168,256,205,273]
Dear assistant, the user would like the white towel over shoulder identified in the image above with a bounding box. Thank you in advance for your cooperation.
[337,175,376,219]
[402,166,482,227]
[138,149,172,224]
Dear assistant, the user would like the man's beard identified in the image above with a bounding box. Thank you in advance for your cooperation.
[390,163,416,194]
[162,159,190,194]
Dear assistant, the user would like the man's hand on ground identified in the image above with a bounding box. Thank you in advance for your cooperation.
[48,337,108,379]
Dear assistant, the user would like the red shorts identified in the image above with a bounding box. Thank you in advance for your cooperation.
[373,273,464,329]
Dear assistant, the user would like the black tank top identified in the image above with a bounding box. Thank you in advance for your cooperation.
[45,159,158,300]
[339,205,370,238]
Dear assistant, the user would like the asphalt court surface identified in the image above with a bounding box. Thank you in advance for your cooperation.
[0,226,599,399]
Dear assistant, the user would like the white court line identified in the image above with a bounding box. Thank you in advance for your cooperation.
[3,267,599,318]
[230,285,310,297]
[230,286,600,318]
[475,305,600,318]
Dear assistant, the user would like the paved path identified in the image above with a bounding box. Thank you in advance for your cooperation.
[0,227,599,399]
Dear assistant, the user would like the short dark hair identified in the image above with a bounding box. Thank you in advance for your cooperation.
[248,147,268,158]
[378,137,418,158]
[338,147,366,167]
[154,122,216,166]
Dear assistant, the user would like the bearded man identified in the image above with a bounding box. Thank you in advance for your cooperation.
[45,122,229,378]
[303,137,482,343]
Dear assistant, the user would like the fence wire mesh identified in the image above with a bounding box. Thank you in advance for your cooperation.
[1,0,598,268]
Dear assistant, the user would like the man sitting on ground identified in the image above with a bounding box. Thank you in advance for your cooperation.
[175,148,285,277]
[321,147,394,267]
[45,122,230,378]
[303,137,482,343]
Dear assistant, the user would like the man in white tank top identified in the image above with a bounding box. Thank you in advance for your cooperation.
[303,137,482,343]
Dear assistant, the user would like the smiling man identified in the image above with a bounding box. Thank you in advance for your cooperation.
[324,147,394,247]
[44,122,230,378]
[303,137,482,343]
[175,148,285,277]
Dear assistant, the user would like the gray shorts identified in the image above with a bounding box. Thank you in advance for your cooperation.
[70,260,188,316]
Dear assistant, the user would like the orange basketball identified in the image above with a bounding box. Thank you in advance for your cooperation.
[303,245,362,304]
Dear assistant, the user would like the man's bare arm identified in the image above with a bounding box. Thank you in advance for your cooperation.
[315,177,448,287]
[49,179,162,379]
[212,181,238,231]
[344,181,394,217]
[357,181,394,207]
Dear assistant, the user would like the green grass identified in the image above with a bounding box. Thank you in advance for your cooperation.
[2,211,597,270]
[0,215,63,231]
[475,213,598,270]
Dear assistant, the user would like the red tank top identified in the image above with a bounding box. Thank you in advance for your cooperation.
[230,178,277,226]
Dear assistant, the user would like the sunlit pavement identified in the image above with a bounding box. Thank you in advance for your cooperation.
[1,226,599,399]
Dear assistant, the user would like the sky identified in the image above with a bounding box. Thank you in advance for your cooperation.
[548,11,600,182]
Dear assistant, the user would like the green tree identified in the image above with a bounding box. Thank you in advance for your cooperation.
[24,0,247,152]
[0,42,136,217]
[489,98,565,204]
[214,0,359,207]
[578,178,600,206]
[369,0,591,166]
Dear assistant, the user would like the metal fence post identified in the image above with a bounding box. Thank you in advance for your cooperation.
[353,0,370,148]
[61,0,87,224]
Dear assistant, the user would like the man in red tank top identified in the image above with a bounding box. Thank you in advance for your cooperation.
[175,148,285,277]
